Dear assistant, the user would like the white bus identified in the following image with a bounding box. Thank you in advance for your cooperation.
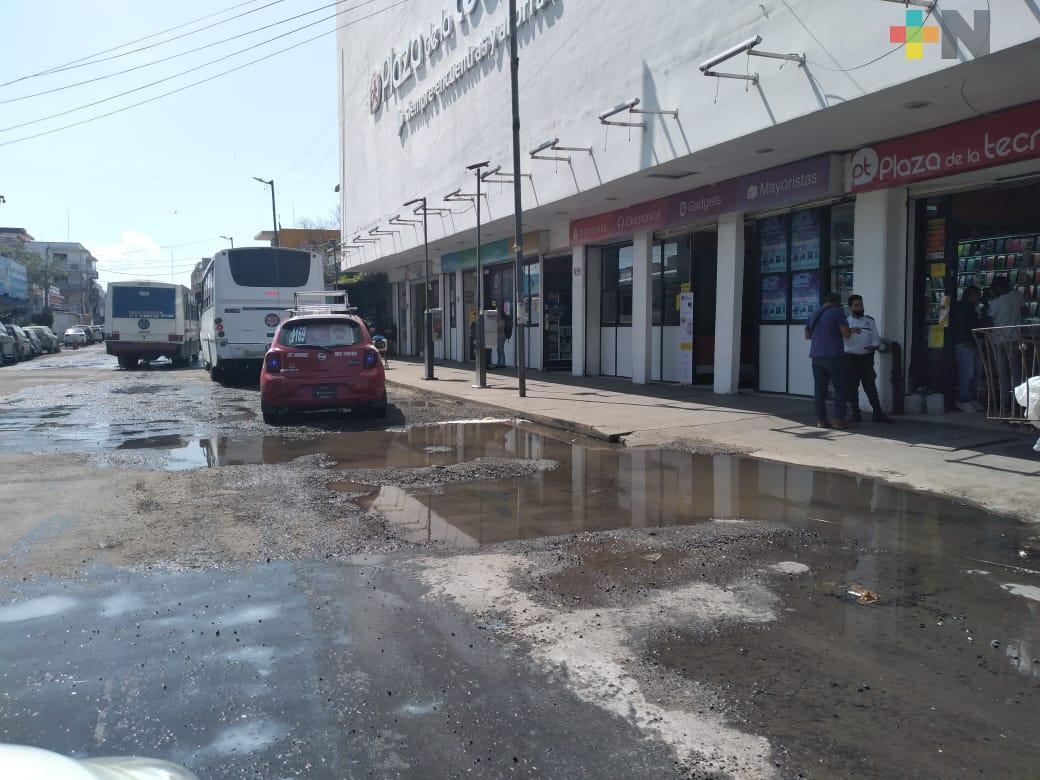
[105,281,200,370]
[199,247,324,380]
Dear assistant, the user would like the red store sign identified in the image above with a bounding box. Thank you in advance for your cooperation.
[569,199,669,245]
[849,100,1040,193]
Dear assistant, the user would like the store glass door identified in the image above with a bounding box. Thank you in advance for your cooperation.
[543,257,572,370]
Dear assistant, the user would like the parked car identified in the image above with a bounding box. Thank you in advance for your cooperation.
[22,328,43,357]
[63,327,88,348]
[0,327,16,365]
[23,325,61,353]
[90,325,104,342]
[4,324,34,361]
[260,310,387,424]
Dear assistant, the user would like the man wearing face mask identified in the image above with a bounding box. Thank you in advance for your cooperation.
[844,295,894,423]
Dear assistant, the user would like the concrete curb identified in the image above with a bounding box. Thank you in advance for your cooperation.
[385,377,631,443]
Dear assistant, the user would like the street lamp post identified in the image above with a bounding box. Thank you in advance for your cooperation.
[508,0,527,398]
[466,161,491,388]
[220,235,235,248]
[252,177,279,248]
[404,196,435,381]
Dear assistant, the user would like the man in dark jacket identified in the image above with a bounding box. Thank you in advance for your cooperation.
[805,292,852,429]
[951,285,982,413]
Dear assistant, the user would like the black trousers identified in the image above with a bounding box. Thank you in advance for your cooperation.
[846,353,882,417]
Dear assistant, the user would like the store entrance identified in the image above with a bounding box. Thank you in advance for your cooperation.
[913,181,1040,406]
[463,271,477,361]
[543,257,572,370]
[410,282,424,357]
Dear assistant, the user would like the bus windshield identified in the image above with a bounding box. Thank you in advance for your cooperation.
[228,249,312,288]
[112,286,176,319]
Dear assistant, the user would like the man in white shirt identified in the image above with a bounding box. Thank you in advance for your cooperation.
[988,276,1025,415]
[844,295,893,423]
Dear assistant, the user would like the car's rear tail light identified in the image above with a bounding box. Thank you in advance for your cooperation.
[364,349,379,369]
[265,352,282,373]
[168,334,183,342]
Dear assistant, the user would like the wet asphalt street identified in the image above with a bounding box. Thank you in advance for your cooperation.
[0,347,1038,779]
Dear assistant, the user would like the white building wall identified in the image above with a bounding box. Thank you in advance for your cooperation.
[713,213,745,394]
[340,0,1038,268]
[854,188,909,412]
[340,1,1040,391]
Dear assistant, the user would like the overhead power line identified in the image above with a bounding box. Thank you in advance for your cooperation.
[0,0,382,132]
[0,0,285,88]
[1,0,374,105]
[0,0,407,148]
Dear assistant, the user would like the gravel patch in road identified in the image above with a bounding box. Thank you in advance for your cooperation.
[340,456,559,490]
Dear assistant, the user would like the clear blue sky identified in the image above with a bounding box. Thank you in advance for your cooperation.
[0,0,352,289]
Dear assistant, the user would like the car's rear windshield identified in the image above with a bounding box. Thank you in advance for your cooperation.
[278,319,363,349]
[228,248,312,288]
[112,286,176,319]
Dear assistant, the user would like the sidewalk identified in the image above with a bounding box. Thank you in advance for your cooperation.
[384,358,1040,523]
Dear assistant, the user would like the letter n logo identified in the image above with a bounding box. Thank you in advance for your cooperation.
[941,11,991,59]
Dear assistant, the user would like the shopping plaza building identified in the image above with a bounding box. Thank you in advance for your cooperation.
[339,0,1040,408]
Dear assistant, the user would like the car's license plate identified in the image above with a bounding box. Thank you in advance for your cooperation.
[313,385,337,399]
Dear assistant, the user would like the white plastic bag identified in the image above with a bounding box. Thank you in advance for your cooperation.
[1013,376,1040,421]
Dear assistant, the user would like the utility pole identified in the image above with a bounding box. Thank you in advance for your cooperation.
[43,246,51,316]
[508,0,527,397]
[404,197,434,380]
[467,161,491,388]
[253,177,279,247]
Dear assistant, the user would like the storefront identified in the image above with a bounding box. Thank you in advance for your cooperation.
[849,99,1040,409]
[439,232,548,372]
[754,202,856,394]
[569,154,844,389]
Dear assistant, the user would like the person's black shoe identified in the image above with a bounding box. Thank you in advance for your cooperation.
[873,413,895,423]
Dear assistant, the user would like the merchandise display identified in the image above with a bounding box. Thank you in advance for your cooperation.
[956,233,1040,322]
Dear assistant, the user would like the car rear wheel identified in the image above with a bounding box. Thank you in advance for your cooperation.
[117,356,138,370]
[261,405,280,425]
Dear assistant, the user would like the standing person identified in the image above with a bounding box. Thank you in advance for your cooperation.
[805,292,852,429]
[844,295,894,423]
[988,276,1025,415]
[951,285,983,413]
[494,307,507,369]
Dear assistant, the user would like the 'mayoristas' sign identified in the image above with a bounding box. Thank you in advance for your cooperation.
[569,155,838,245]
[369,0,558,137]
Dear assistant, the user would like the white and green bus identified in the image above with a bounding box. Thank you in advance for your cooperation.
[105,281,200,370]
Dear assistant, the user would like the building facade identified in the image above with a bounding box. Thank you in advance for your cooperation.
[25,242,101,320]
[339,0,1040,407]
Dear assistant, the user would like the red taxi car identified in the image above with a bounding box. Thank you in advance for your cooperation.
[260,309,386,425]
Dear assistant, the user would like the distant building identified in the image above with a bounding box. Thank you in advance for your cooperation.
[254,228,339,251]
[0,227,34,246]
[190,258,210,297]
[255,228,340,285]
[25,241,99,318]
